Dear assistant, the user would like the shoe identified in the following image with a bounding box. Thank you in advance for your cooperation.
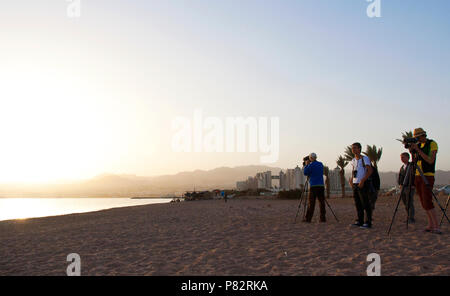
[360,224,372,229]
[351,222,362,227]
[431,229,442,235]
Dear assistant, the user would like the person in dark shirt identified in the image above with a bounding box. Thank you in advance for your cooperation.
[303,153,326,223]
[398,152,415,223]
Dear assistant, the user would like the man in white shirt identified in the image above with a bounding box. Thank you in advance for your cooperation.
[349,142,373,229]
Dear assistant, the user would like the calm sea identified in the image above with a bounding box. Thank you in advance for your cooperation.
[0,198,171,221]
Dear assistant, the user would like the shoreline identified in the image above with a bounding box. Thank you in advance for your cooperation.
[0,202,165,224]
[0,196,173,199]
[0,197,172,223]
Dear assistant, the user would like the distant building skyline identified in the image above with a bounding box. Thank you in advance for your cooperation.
[236,167,306,191]
[236,165,363,193]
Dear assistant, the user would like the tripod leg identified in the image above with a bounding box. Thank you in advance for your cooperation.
[388,174,412,235]
[301,184,309,221]
[294,191,305,223]
[432,193,450,224]
[294,194,303,223]
[294,178,310,223]
[405,185,413,230]
[387,192,405,235]
[440,196,449,227]
[406,190,412,229]
[388,163,414,235]
[405,163,417,230]
[324,199,339,222]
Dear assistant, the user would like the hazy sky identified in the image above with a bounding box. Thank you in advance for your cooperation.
[0,0,449,183]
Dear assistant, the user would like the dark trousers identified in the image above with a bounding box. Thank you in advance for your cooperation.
[400,187,415,220]
[353,184,372,226]
[305,186,326,222]
[370,190,378,211]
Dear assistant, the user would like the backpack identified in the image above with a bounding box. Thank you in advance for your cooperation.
[371,166,381,191]
[361,156,380,192]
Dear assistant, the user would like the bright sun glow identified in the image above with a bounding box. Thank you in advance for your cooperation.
[0,67,111,183]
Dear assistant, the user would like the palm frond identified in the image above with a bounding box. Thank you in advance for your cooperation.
[363,145,383,168]
[402,131,413,139]
[336,155,348,170]
[344,146,354,162]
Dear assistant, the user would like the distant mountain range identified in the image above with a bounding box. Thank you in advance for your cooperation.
[0,166,449,198]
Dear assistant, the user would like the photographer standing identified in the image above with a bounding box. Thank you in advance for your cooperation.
[349,143,373,229]
[409,128,440,234]
[303,153,326,223]
[398,152,415,223]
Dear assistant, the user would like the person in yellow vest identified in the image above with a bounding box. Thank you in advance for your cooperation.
[409,128,441,234]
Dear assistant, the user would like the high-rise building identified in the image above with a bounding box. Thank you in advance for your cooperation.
[247,176,257,190]
[279,170,287,190]
[294,165,304,189]
[256,173,264,189]
[236,181,248,191]
[286,169,295,190]
[264,171,272,189]
[329,167,341,192]
[236,168,304,192]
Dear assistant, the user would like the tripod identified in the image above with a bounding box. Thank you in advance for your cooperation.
[294,177,309,223]
[387,162,415,235]
[325,194,340,222]
[294,177,339,223]
[441,196,450,226]
[388,157,450,235]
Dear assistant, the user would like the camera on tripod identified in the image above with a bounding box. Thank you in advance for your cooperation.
[302,156,310,167]
[400,137,418,149]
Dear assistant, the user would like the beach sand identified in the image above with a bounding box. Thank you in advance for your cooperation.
[0,195,448,276]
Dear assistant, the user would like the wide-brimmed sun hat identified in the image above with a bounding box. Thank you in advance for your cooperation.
[413,128,427,138]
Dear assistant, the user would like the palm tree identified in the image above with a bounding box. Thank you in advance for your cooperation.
[336,156,349,198]
[363,145,383,168]
[397,131,413,145]
[401,131,413,140]
[344,145,354,162]
[323,166,330,199]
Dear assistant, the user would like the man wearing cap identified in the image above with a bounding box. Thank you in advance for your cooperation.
[409,128,440,234]
[303,153,326,222]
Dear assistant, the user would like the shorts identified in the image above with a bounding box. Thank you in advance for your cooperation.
[414,175,435,210]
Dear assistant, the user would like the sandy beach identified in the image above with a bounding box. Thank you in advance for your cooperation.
[0,195,448,276]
